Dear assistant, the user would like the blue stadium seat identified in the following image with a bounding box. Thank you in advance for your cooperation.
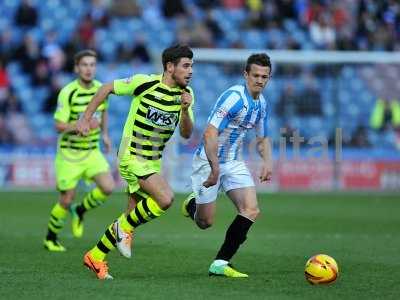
[30,114,47,130]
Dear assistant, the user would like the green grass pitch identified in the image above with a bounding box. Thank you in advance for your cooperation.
[0,191,399,299]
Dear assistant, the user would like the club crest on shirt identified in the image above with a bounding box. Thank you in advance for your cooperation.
[175,95,181,104]
[146,106,178,129]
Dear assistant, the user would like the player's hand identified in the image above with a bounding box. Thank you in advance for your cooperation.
[181,92,192,111]
[102,133,112,153]
[203,169,219,188]
[89,118,100,130]
[259,161,273,182]
[76,118,90,136]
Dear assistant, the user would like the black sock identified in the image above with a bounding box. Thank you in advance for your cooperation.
[215,215,254,261]
[75,204,86,219]
[187,198,196,220]
[46,230,57,241]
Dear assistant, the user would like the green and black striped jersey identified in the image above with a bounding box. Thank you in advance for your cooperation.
[54,79,107,151]
[114,74,194,160]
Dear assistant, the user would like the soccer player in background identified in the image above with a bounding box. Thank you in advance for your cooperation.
[182,53,273,277]
[76,44,194,280]
[43,50,115,251]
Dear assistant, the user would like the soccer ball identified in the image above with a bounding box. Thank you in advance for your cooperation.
[304,254,339,285]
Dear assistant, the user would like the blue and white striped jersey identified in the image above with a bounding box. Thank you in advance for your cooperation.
[196,84,268,163]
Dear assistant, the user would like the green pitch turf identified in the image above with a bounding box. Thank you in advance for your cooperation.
[0,191,399,300]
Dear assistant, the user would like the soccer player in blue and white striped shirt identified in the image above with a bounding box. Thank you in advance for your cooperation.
[182,53,273,277]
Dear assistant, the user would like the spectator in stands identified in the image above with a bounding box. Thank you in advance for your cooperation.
[370,98,400,131]
[263,2,280,28]
[131,36,151,63]
[1,90,29,145]
[142,0,162,26]
[162,0,187,18]
[0,29,14,62]
[276,83,298,123]
[276,0,297,21]
[90,0,110,27]
[0,88,10,115]
[196,0,219,10]
[245,0,266,29]
[78,14,96,49]
[109,0,141,17]
[116,43,132,63]
[349,125,371,148]
[62,32,81,72]
[286,36,301,50]
[309,12,336,49]
[42,31,65,73]
[14,0,38,28]
[222,0,245,10]
[330,1,349,34]
[42,77,63,114]
[0,88,22,115]
[116,36,150,64]
[14,34,41,75]
[296,76,322,116]
[0,115,14,145]
[32,58,51,87]
[6,111,32,145]
[204,9,224,41]
[189,22,215,48]
[336,29,357,50]
[0,59,10,90]
[304,0,325,25]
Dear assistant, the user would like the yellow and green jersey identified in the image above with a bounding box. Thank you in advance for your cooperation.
[114,74,194,160]
[54,79,107,152]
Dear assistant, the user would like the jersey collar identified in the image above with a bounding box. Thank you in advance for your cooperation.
[159,74,185,92]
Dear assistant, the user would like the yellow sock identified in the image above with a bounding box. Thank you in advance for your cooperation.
[123,196,165,231]
[46,203,68,238]
[90,224,116,261]
[82,187,108,211]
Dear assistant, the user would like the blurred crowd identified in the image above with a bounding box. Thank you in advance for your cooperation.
[0,0,400,148]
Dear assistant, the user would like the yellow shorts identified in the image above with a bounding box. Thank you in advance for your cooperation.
[118,155,161,194]
[55,149,110,191]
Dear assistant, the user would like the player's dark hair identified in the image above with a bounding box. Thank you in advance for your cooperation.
[245,53,271,73]
[74,49,97,65]
[162,44,193,71]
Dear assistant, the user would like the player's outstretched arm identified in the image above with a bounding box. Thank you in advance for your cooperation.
[101,110,112,153]
[77,82,114,135]
[203,124,220,187]
[256,137,273,182]
[179,91,193,139]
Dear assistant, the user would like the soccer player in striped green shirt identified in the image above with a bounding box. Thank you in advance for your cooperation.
[43,50,115,252]
[77,44,194,280]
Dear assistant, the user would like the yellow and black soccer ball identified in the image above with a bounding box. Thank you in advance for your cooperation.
[305,254,339,285]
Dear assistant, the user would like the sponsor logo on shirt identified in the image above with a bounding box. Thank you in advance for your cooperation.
[146,106,178,129]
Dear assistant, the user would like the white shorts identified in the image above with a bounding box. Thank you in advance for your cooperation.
[191,155,255,204]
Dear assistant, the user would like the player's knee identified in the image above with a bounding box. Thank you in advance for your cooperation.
[100,181,114,196]
[60,191,75,209]
[252,207,261,220]
[240,207,260,221]
[156,192,174,209]
[196,217,214,229]
[60,196,73,209]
